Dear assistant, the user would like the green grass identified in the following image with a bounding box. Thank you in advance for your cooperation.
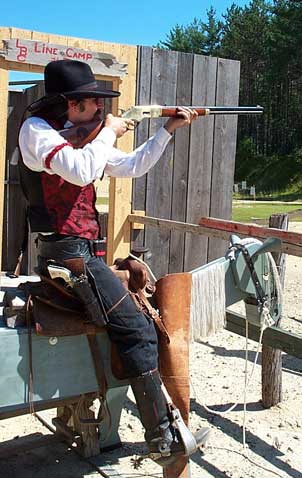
[232,203,302,223]
[97,194,302,224]
[96,197,109,206]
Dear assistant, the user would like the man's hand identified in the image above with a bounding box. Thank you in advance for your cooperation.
[105,114,135,138]
[163,107,198,134]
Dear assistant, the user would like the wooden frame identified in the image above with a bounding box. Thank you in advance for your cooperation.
[0,27,138,269]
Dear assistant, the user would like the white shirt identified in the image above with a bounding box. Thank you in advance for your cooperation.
[19,117,172,186]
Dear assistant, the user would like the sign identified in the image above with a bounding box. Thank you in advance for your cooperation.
[1,38,127,77]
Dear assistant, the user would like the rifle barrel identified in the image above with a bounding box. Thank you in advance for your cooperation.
[204,106,263,115]
[161,106,263,116]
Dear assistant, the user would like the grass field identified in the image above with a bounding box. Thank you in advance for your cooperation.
[232,202,302,223]
[96,196,302,224]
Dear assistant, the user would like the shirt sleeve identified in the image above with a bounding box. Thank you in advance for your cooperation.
[19,117,172,186]
[104,127,172,177]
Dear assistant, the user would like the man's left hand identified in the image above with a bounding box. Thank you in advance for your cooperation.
[163,107,198,134]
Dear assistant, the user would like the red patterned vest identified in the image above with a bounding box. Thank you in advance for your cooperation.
[18,120,100,240]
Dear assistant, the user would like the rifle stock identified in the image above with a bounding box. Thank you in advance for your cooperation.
[59,120,103,148]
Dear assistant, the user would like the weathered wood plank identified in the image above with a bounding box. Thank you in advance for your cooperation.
[107,44,137,264]
[226,311,302,359]
[0,68,9,271]
[169,52,194,273]
[208,58,240,262]
[3,85,44,275]
[184,55,218,271]
[145,49,178,278]
[1,38,127,76]
[128,214,302,257]
[262,214,288,408]
[132,46,153,250]
[200,216,302,243]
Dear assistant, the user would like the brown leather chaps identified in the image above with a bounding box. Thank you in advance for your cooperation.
[155,273,192,478]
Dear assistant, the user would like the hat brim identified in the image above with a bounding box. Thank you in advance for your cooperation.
[64,88,120,98]
[27,88,120,113]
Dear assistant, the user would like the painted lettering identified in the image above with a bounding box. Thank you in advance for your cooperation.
[34,42,59,56]
[34,42,42,53]
[65,48,93,61]
[16,39,28,62]
[66,47,74,58]
[44,46,58,55]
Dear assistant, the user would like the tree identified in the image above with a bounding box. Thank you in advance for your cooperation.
[157,0,302,192]
[157,7,223,56]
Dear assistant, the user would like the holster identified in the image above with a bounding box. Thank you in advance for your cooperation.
[19,277,105,337]
[72,275,107,327]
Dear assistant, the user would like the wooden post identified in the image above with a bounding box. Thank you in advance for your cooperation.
[106,46,137,265]
[54,396,100,457]
[262,213,288,408]
[0,68,9,271]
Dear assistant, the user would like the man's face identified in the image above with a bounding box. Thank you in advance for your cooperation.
[67,97,104,123]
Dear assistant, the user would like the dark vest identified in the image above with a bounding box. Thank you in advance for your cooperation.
[18,119,100,240]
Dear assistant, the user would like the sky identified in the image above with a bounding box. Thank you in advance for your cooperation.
[2,0,248,83]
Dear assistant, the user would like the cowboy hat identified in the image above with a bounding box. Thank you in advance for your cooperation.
[28,59,120,113]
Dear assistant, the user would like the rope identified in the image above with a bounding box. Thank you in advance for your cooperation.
[190,321,266,417]
[204,446,284,477]
[26,296,35,415]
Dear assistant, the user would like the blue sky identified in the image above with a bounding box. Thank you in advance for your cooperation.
[3,0,248,83]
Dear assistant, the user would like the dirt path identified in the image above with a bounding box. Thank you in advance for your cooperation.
[1,224,302,478]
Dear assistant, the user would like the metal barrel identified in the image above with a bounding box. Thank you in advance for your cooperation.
[203,105,264,115]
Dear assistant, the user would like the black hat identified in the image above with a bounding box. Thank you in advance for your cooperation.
[44,60,120,98]
[28,59,120,113]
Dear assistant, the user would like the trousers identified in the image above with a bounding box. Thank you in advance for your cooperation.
[37,234,159,377]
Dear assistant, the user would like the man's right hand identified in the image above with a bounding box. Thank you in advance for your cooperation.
[105,114,134,138]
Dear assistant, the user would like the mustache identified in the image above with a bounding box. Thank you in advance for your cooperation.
[94,110,104,121]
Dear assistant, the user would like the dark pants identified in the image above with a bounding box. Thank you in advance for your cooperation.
[37,235,159,377]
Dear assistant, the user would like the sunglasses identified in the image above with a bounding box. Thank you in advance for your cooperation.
[82,97,105,108]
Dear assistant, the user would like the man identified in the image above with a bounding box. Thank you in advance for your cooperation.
[18,59,209,466]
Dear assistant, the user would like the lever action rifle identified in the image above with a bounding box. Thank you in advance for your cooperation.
[122,104,263,121]
[59,104,263,148]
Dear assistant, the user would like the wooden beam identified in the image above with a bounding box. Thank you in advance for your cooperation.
[0,67,8,270]
[226,311,302,359]
[128,214,302,257]
[0,392,97,420]
[107,47,137,265]
[199,216,302,250]
[131,210,145,230]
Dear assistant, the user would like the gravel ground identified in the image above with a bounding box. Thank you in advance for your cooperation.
[0,224,301,478]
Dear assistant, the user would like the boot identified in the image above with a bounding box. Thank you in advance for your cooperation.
[130,369,210,467]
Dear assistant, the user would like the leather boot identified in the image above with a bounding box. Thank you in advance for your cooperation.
[130,369,210,467]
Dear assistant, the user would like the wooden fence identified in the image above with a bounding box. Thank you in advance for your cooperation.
[133,47,240,278]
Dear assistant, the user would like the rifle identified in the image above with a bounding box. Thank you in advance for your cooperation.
[121,104,263,121]
[59,105,263,148]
